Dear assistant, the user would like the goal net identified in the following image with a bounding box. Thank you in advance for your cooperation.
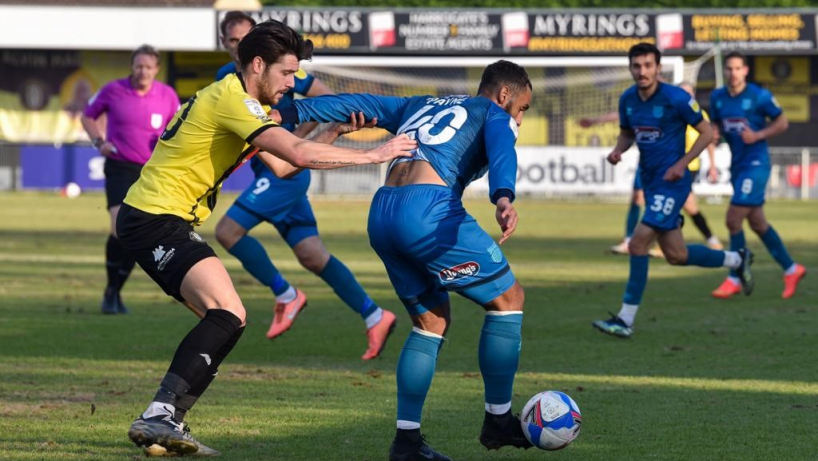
[299,56,685,197]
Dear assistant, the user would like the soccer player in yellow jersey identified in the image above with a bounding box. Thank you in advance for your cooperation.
[119,20,416,456]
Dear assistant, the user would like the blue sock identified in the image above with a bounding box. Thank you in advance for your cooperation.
[729,231,746,278]
[684,245,725,268]
[760,226,794,271]
[228,235,290,296]
[626,203,641,238]
[479,313,523,407]
[318,255,377,319]
[396,330,443,425]
[623,255,649,305]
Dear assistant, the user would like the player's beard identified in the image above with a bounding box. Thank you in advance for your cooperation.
[255,67,280,106]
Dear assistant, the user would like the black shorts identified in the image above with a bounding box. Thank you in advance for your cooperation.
[105,158,143,209]
[116,203,217,302]
[690,170,700,184]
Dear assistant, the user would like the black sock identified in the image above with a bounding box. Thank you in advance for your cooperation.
[175,326,245,421]
[105,235,124,293]
[690,212,713,240]
[113,254,136,293]
[152,310,242,407]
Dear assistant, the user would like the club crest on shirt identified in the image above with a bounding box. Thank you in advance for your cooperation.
[634,126,662,143]
[439,262,480,282]
[741,99,752,110]
[151,113,164,129]
[652,105,664,119]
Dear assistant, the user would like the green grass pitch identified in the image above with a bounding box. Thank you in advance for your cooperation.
[0,191,815,460]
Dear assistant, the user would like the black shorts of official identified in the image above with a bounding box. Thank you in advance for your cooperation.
[116,203,217,302]
[104,158,143,209]
[690,170,700,184]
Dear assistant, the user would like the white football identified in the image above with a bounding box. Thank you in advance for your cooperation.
[63,182,82,199]
[520,390,582,450]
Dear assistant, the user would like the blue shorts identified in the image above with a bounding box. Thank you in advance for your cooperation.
[730,166,769,207]
[633,167,642,190]
[641,178,691,232]
[368,185,516,315]
[225,169,318,247]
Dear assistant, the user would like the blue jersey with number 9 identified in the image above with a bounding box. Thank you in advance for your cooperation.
[288,93,519,203]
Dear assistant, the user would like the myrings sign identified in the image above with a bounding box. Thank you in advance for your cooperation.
[217,9,369,52]
[502,12,656,54]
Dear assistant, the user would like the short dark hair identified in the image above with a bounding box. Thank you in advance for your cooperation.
[220,11,256,37]
[478,60,532,96]
[628,42,661,65]
[238,20,314,69]
[724,51,748,67]
[131,44,160,65]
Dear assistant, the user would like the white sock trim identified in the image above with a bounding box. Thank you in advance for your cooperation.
[143,402,175,420]
[728,276,741,285]
[397,420,421,430]
[412,327,444,339]
[486,310,523,316]
[722,251,742,269]
[364,307,384,330]
[485,402,512,415]
[276,286,297,304]
[785,264,798,275]
[618,303,639,327]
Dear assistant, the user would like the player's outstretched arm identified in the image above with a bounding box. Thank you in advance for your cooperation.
[275,93,411,133]
[251,126,415,170]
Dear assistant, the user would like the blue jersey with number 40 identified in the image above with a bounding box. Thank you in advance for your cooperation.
[709,82,782,172]
[619,82,704,187]
[289,94,519,202]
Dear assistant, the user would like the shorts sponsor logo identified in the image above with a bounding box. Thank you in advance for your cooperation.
[487,243,502,263]
[153,245,176,271]
[439,261,480,282]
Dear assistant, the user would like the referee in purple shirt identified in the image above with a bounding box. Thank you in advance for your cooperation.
[81,45,180,315]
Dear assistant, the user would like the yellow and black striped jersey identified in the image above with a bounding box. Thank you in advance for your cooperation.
[124,73,278,224]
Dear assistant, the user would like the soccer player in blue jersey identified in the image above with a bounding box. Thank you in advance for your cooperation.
[709,52,807,300]
[275,60,533,461]
[214,11,397,359]
[592,43,754,339]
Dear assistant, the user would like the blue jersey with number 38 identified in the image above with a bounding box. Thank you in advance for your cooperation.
[288,94,519,203]
[619,82,704,187]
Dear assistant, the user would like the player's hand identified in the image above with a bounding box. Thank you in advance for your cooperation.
[336,112,377,135]
[707,166,719,183]
[268,109,282,124]
[495,198,518,245]
[98,142,117,157]
[607,151,622,165]
[663,162,686,182]
[741,127,760,145]
[369,134,417,164]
